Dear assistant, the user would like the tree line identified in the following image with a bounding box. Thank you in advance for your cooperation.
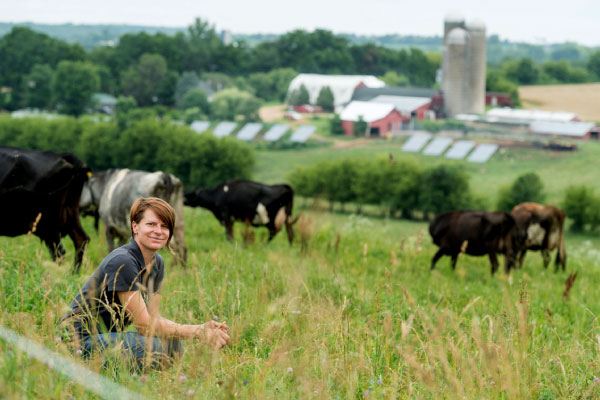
[289,158,600,232]
[0,115,254,189]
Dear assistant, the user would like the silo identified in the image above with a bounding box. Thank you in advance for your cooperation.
[444,28,468,118]
[465,20,486,114]
[442,14,466,97]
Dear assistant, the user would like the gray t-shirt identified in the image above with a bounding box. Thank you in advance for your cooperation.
[69,239,164,337]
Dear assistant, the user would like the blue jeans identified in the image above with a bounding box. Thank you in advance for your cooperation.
[80,332,183,370]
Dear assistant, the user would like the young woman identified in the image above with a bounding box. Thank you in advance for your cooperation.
[66,197,230,368]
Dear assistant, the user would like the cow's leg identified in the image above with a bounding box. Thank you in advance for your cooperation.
[517,249,527,269]
[44,235,66,262]
[488,253,499,275]
[450,253,459,270]
[285,220,294,244]
[541,250,551,269]
[555,248,567,272]
[68,223,90,273]
[224,220,234,241]
[430,248,445,270]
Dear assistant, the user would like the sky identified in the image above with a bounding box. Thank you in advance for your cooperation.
[1,0,599,46]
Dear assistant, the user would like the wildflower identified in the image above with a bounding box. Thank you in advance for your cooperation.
[186,389,195,397]
[287,367,293,374]
[179,373,188,383]
[140,374,148,383]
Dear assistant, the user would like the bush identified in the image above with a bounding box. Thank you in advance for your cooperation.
[497,172,546,211]
[418,165,473,218]
[562,186,600,232]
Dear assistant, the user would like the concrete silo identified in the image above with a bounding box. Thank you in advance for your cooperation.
[442,15,487,117]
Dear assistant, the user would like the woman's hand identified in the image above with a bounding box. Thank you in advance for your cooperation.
[197,321,231,349]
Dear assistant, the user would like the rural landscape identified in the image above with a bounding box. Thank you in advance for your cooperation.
[1,8,600,400]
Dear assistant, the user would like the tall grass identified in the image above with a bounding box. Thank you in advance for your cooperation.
[1,208,600,399]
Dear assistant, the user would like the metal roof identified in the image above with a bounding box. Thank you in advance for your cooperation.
[351,86,437,101]
[529,120,595,137]
[401,132,432,152]
[263,124,289,142]
[423,137,453,156]
[290,125,316,143]
[486,108,578,124]
[340,101,397,122]
[369,95,431,113]
[288,74,385,107]
[212,121,237,138]
[190,120,210,133]
[445,140,476,159]
[467,144,498,163]
[236,122,262,141]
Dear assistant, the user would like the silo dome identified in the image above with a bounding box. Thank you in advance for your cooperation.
[444,12,465,24]
[446,28,468,45]
[465,19,486,32]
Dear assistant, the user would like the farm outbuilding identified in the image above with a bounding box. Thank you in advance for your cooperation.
[287,74,385,110]
[529,121,597,140]
[339,101,404,137]
[485,108,579,125]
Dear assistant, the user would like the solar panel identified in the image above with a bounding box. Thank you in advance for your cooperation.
[212,121,237,138]
[445,140,476,159]
[422,137,453,156]
[290,125,316,143]
[190,120,210,133]
[402,132,432,152]
[236,123,262,141]
[263,124,289,142]
[467,144,499,163]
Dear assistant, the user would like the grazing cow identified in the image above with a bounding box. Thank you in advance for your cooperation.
[0,146,90,272]
[80,168,187,264]
[429,211,526,275]
[511,202,567,271]
[184,179,297,243]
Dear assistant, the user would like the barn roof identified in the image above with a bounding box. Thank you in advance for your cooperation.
[530,120,595,137]
[288,74,385,108]
[486,108,578,124]
[369,95,431,114]
[340,101,397,122]
[352,86,437,101]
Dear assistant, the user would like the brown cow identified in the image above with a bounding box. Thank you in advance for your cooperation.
[511,202,567,271]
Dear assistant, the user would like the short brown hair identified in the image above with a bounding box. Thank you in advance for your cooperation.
[130,197,176,245]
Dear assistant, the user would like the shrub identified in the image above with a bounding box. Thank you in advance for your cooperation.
[562,185,600,232]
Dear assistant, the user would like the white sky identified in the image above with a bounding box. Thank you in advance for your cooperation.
[1,0,599,46]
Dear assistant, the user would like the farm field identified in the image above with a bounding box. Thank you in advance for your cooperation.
[254,138,600,207]
[519,83,600,122]
[1,206,600,399]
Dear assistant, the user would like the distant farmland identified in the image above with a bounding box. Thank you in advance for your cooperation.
[519,83,600,122]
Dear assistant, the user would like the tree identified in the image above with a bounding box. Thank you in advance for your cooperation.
[353,116,367,136]
[121,53,170,106]
[174,71,201,106]
[178,88,210,115]
[287,84,310,106]
[562,186,600,232]
[497,172,545,211]
[53,61,99,116]
[210,88,261,121]
[502,58,539,85]
[587,51,600,80]
[381,71,409,87]
[316,86,335,112]
[22,64,54,109]
[329,114,344,136]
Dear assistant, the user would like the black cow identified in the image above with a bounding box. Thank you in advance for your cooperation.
[0,146,90,272]
[184,179,297,243]
[429,211,526,275]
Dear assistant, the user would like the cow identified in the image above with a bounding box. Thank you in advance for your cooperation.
[79,168,187,264]
[429,211,526,275]
[511,202,567,271]
[184,179,297,243]
[0,146,90,272]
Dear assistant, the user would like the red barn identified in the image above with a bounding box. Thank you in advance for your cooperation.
[340,101,404,137]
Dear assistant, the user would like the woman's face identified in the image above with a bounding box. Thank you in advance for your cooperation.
[132,208,170,253]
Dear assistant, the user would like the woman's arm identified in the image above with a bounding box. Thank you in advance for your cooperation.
[118,291,230,348]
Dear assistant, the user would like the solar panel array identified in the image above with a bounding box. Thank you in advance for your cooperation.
[212,121,237,138]
[401,133,499,163]
[290,125,316,143]
[467,144,499,163]
[401,132,432,152]
[423,137,453,156]
[236,123,262,141]
[445,140,476,160]
[263,124,289,142]
[190,120,210,133]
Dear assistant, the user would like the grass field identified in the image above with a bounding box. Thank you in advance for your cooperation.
[1,204,600,399]
[519,83,600,122]
[254,137,600,207]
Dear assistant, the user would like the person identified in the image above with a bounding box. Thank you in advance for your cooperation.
[65,197,230,369]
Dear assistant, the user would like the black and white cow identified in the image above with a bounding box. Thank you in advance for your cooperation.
[184,179,297,243]
[0,146,90,272]
[80,168,187,264]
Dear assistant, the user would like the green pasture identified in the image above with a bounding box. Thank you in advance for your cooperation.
[254,137,600,207]
[1,206,600,399]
